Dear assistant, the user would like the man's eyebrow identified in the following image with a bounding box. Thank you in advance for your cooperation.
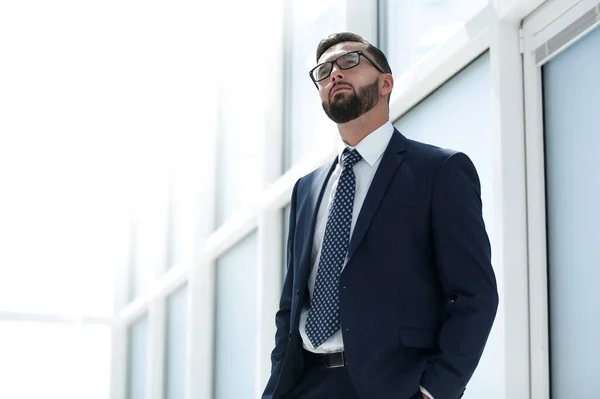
[320,51,346,63]
[319,55,336,64]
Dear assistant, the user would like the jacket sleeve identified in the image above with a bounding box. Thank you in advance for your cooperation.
[421,152,499,399]
[269,179,299,371]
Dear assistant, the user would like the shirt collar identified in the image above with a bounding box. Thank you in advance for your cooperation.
[337,121,394,167]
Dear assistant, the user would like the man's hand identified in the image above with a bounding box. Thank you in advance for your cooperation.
[422,393,431,399]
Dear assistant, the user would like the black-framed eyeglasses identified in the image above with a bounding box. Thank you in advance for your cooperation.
[309,50,387,87]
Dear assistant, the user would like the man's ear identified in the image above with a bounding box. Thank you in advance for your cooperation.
[381,74,394,97]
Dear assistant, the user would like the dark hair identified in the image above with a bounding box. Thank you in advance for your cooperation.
[316,32,392,75]
[316,32,392,105]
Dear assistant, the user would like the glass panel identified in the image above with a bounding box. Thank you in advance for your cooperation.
[214,232,258,399]
[215,8,266,228]
[215,99,263,227]
[381,0,488,76]
[542,26,600,399]
[283,0,345,170]
[164,285,188,399]
[0,321,110,399]
[393,53,498,397]
[127,316,149,399]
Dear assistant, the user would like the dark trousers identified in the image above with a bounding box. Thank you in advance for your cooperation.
[280,363,360,399]
[280,352,422,399]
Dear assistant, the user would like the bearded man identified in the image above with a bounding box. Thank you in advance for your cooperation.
[262,32,498,399]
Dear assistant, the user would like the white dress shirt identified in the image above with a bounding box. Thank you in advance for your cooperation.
[297,121,435,399]
[299,121,394,353]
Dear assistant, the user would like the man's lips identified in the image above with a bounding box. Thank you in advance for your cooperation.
[331,85,352,96]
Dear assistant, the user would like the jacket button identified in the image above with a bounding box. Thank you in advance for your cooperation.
[288,332,292,340]
[296,289,300,296]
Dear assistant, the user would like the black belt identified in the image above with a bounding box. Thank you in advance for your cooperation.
[303,349,347,368]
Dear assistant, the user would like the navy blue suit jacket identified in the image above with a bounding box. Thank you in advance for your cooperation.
[263,129,498,399]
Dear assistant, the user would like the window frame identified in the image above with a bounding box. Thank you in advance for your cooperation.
[522,1,600,397]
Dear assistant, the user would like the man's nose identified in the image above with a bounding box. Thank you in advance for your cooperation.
[329,65,344,82]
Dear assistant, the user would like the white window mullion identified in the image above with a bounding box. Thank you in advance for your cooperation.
[110,324,127,399]
[255,0,286,395]
[111,219,136,399]
[489,18,531,398]
[147,173,170,399]
[185,30,219,399]
[187,261,215,399]
[522,40,550,399]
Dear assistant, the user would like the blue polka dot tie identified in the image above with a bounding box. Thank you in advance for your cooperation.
[305,148,362,348]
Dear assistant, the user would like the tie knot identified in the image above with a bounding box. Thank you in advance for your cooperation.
[342,149,362,169]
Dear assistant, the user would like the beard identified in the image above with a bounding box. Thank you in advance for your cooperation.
[322,78,380,124]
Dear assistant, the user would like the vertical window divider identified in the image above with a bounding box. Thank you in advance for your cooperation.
[489,16,531,398]
[187,260,215,399]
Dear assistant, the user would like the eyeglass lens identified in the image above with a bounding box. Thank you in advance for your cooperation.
[314,52,360,81]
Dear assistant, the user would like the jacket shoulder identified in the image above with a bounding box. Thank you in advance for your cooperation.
[405,138,459,164]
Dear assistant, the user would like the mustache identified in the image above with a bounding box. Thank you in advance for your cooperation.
[330,82,354,98]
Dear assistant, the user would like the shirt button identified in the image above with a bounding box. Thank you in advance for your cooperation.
[342,286,347,290]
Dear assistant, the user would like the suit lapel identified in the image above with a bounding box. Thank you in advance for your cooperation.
[298,157,338,276]
[346,129,407,262]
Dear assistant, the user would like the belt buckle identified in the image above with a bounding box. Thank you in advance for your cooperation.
[325,352,345,368]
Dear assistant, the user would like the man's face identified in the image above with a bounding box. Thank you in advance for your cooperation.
[316,42,382,124]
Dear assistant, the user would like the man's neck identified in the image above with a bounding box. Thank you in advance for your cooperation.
[337,107,388,147]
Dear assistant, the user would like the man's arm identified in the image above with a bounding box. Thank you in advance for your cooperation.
[269,179,300,371]
[421,152,499,399]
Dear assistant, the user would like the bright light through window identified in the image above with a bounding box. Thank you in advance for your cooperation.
[381,0,489,76]
[0,321,111,399]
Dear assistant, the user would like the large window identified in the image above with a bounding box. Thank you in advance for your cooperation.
[542,25,600,399]
[2,1,581,398]
[380,0,488,76]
